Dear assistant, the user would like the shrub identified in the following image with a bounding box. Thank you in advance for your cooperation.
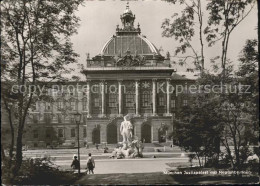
[2,157,78,185]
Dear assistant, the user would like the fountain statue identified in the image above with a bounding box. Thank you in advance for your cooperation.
[120,115,133,150]
[110,115,144,159]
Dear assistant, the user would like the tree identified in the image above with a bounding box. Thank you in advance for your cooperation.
[206,0,256,77]
[171,42,258,168]
[219,39,258,169]
[1,0,84,176]
[162,0,256,76]
[170,91,222,167]
[162,0,205,73]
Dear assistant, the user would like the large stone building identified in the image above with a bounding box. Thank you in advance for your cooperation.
[17,3,195,148]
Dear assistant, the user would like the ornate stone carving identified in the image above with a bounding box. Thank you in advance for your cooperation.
[113,53,145,67]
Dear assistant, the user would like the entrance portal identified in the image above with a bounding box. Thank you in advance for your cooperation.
[92,127,100,144]
[107,123,117,144]
[141,123,151,143]
[158,130,166,143]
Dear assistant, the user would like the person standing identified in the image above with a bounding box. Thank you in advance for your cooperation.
[71,155,80,170]
[86,153,95,174]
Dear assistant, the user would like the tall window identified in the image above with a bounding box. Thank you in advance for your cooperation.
[46,128,51,138]
[82,98,88,111]
[141,91,151,107]
[70,100,76,110]
[58,128,64,138]
[108,93,117,107]
[183,99,188,106]
[57,100,63,110]
[44,113,51,123]
[69,89,74,96]
[45,102,51,110]
[94,98,100,107]
[71,128,76,137]
[83,127,87,138]
[58,114,62,123]
[33,130,38,138]
[158,95,165,106]
[171,99,176,108]
[125,91,135,107]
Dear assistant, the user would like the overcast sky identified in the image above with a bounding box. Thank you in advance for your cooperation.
[71,0,257,75]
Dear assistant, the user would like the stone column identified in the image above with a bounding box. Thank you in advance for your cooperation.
[118,80,123,116]
[152,79,158,116]
[152,123,159,143]
[165,78,172,116]
[100,80,106,118]
[100,124,107,145]
[86,124,92,145]
[117,123,121,143]
[87,80,92,118]
[135,80,140,116]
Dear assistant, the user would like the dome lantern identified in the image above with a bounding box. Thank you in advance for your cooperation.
[120,2,135,31]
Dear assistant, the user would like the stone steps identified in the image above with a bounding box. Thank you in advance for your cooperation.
[23,152,190,160]
[22,147,183,156]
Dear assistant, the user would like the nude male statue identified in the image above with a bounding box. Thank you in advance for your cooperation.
[120,115,133,149]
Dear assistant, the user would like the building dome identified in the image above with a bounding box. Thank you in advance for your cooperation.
[101,35,160,56]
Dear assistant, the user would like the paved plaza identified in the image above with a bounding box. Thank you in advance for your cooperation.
[22,147,195,173]
[60,158,192,174]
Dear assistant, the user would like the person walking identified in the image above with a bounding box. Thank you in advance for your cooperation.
[86,153,95,174]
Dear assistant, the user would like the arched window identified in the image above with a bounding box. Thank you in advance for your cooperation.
[58,128,64,138]
[158,95,166,106]
[69,98,77,111]
[125,91,135,108]
[82,97,88,111]
[71,128,76,138]
[141,91,151,107]
[57,99,64,110]
[45,102,51,111]
[108,93,118,107]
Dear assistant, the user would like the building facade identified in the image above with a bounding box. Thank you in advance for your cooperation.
[20,4,195,148]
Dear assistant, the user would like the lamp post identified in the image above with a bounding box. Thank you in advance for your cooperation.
[74,112,81,175]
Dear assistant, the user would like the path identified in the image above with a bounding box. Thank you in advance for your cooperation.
[58,158,192,174]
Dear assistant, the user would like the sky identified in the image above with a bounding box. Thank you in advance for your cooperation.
[70,0,258,76]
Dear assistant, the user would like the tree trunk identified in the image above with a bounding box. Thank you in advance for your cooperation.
[196,152,202,167]
[198,0,204,74]
[234,148,240,169]
[1,144,6,162]
[3,99,15,168]
[256,1,260,68]
[14,127,23,175]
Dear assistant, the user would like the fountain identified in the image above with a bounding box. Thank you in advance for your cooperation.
[111,115,144,159]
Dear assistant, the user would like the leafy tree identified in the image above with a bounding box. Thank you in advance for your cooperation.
[162,0,256,76]
[162,0,205,73]
[171,40,258,168]
[206,0,256,77]
[1,0,84,176]
[217,39,258,169]
[171,93,222,167]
